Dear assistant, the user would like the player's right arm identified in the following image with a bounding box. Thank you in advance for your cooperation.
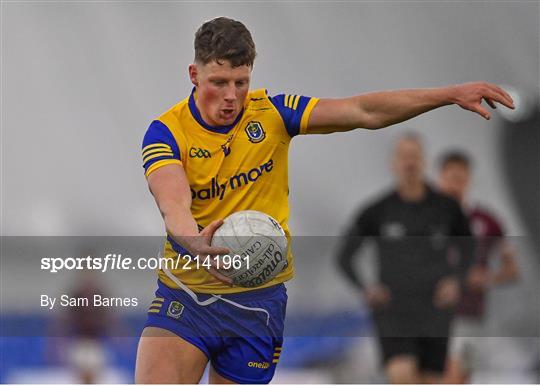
[146,165,232,284]
[147,164,199,243]
[335,216,366,289]
[142,121,231,284]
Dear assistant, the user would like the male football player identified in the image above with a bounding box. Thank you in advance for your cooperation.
[135,17,514,384]
[438,151,519,383]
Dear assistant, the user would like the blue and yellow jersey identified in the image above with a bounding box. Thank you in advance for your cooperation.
[142,88,318,294]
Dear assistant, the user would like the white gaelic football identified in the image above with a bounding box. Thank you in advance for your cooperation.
[211,210,288,288]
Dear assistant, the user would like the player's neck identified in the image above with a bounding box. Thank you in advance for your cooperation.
[397,181,426,202]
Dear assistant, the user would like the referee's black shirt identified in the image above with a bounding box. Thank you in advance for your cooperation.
[337,184,472,311]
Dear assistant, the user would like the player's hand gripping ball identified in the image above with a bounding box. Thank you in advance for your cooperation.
[211,210,288,287]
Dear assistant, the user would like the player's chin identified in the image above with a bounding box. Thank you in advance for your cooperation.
[218,118,236,126]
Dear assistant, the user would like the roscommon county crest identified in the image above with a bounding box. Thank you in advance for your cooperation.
[167,301,184,319]
[245,121,266,143]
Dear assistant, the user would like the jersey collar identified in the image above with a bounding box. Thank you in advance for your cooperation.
[188,88,244,134]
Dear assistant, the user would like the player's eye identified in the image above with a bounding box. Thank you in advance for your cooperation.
[212,80,226,86]
[236,81,247,88]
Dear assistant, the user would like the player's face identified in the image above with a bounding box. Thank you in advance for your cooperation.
[438,162,470,202]
[189,60,252,126]
[392,138,425,184]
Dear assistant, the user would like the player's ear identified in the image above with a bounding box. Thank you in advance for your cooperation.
[189,64,199,87]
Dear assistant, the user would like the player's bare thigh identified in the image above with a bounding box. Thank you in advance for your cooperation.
[385,355,420,384]
[135,326,208,384]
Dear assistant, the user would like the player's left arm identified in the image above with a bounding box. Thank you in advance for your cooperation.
[483,216,520,286]
[491,239,520,285]
[306,82,514,134]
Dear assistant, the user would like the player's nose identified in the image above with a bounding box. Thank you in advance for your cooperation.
[223,84,236,102]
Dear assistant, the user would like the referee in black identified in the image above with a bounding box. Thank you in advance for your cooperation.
[336,134,473,383]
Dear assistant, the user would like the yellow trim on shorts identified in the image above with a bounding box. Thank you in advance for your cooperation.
[292,95,300,110]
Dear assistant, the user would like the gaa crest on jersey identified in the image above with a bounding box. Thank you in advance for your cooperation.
[167,301,184,319]
[245,121,266,143]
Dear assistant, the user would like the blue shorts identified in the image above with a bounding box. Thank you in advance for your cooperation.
[144,280,287,384]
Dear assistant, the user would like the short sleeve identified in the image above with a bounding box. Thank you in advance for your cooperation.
[141,120,182,177]
[269,93,319,137]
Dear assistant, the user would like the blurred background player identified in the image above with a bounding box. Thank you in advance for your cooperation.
[49,271,112,384]
[437,150,520,383]
[336,134,473,383]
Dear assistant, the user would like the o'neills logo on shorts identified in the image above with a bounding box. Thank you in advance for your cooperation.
[247,361,270,369]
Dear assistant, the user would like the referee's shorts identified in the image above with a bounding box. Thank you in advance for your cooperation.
[373,307,452,373]
[378,336,449,372]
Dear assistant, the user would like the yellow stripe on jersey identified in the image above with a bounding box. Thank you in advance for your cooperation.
[142,143,172,155]
[142,148,174,162]
[285,94,290,107]
[148,309,160,313]
[143,151,174,164]
[145,159,182,178]
[275,347,282,351]
[143,146,173,159]
[149,302,163,308]
[272,359,279,364]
